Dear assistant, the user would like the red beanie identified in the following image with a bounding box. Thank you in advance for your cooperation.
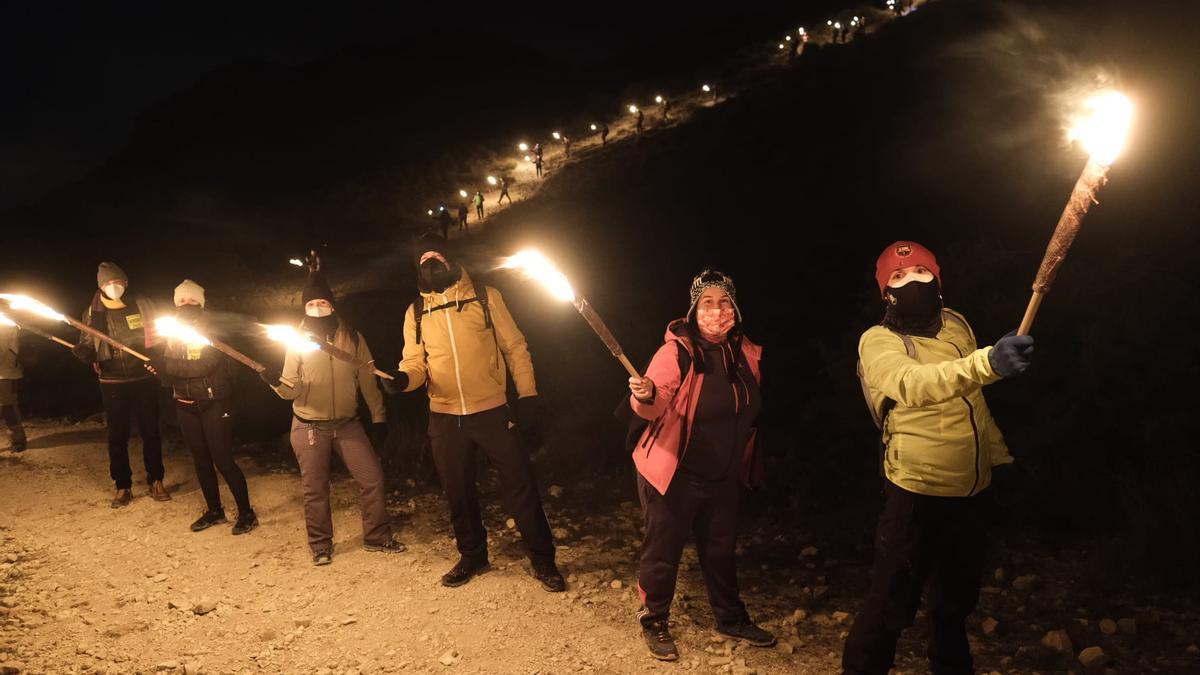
[875,241,941,295]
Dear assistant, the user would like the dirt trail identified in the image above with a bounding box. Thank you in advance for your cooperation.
[0,422,831,674]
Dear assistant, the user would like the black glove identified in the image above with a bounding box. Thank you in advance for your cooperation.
[145,356,168,375]
[71,342,96,364]
[989,330,1035,378]
[258,367,282,387]
[369,422,389,448]
[379,370,409,396]
[515,396,544,449]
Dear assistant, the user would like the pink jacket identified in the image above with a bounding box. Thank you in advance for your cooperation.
[631,321,763,495]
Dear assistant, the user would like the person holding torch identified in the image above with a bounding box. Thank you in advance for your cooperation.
[262,269,404,565]
[626,269,775,661]
[842,241,1033,675]
[70,262,169,508]
[144,280,257,535]
[0,318,27,453]
[381,234,564,592]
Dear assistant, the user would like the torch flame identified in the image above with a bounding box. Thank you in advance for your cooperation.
[1069,91,1134,166]
[459,189,468,198]
[628,104,638,114]
[263,324,320,353]
[500,251,576,302]
[487,175,498,185]
[702,84,711,92]
[289,258,304,267]
[518,142,529,152]
[0,294,67,322]
[154,316,211,347]
[590,123,597,130]
[552,131,561,140]
[0,311,16,327]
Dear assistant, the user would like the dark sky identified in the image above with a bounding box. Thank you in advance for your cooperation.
[1,2,812,208]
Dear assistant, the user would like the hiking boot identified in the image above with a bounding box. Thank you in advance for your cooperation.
[531,558,566,592]
[149,480,171,501]
[440,557,490,588]
[640,618,680,661]
[364,536,406,553]
[312,549,333,566]
[190,509,228,532]
[8,443,25,454]
[111,488,133,509]
[231,510,258,535]
[715,619,776,647]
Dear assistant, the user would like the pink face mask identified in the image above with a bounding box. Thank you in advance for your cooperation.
[696,307,736,341]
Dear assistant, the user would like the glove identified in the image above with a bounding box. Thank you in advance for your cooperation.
[379,370,409,396]
[515,396,544,450]
[369,422,389,448]
[258,367,282,387]
[989,330,1035,378]
[71,342,96,364]
[145,356,168,376]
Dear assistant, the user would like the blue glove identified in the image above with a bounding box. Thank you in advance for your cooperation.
[989,330,1034,377]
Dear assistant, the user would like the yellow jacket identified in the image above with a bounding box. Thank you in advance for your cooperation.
[397,271,536,415]
[859,308,1012,497]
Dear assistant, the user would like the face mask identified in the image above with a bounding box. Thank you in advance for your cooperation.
[695,307,736,341]
[885,279,942,320]
[419,260,459,293]
[176,305,203,322]
[305,304,333,318]
[103,283,125,301]
[304,313,339,339]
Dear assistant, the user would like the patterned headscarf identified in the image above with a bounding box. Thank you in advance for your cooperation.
[687,268,742,322]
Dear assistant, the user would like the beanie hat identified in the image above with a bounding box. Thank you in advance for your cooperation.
[302,271,335,305]
[174,279,205,307]
[412,232,453,269]
[875,241,941,295]
[97,262,128,289]
[687,269,742,322]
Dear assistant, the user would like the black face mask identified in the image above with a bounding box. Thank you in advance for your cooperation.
[883,280,943,336]
[304,313,339,340]
[418,260,460,293]
[176,305,203,322]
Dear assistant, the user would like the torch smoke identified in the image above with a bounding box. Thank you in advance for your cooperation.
[154,317,212,347]
[263,324,320,353]
[499,251,575,302]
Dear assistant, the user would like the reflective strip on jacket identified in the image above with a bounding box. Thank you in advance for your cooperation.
[858,308,1012,497]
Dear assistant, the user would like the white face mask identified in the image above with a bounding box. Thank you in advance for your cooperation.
[102,283,126,300]
[305,303,332,318]
[886,269,934,289]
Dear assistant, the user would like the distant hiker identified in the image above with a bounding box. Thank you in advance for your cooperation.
[600,121,610,145]
[457,202,469,234]
[473,190,485,220]
[146,280,256,535]
[498,177,512,204]
[562,135,572,157]
[382,234,564,593]
[635,108,645,136]
[842,241,1034,675]
[534,154,544,178]
[71,262,168,508]
[627,269,774,661]
[261,269,404,566]
[0,322,26,453]
[659,98,671,122]
[533,142,543,162]
[438,207,453,239]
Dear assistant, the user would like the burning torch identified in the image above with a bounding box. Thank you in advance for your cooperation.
[1017,90,1134,336]
[0,294,150,361]
[262,324,394,381]
[500,251,640,378]
[0,311,73,348]
[154,317,294,387]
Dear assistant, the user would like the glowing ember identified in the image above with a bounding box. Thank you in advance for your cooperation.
[0,311,16,327]
[487,175,498,185]
[154,316,211,347]
[263,325,320,353]
[1069,90,1134,166]
[499,251,575,302]
[0,294,67,322]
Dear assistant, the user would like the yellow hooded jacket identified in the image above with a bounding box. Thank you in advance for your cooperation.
[858,308,1013,497]
[397,270,536,415]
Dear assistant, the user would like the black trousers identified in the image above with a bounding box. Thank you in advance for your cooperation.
[429,406,555,564]
[100,378,164,489]
[843,481,989,675]
[0,379,26,448]
[176,398,251,514]
[637,470,747,626]
[475,203,484,219]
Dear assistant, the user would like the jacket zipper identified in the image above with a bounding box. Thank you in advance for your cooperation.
[945,340,982,496]
[442,292,469,415]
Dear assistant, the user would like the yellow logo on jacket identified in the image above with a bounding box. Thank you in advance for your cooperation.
[126,314,143,330]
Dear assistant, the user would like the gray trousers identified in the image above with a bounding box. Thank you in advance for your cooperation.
[289,417,392,553]
[0,380,26,449]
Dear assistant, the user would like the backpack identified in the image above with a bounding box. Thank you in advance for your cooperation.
[411,272,497,358]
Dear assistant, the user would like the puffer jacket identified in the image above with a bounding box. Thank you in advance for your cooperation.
[272,319,385,423]
[858,307,1012,498]
[631,320,763,495]
[156,315,233,402]
[397,270,537,415]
